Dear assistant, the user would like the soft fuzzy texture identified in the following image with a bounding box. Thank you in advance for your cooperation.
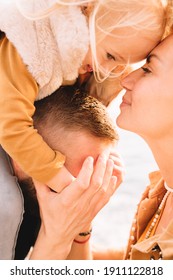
[0,0,89,99]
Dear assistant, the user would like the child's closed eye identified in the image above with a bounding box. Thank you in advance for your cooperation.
[107,52,116,61]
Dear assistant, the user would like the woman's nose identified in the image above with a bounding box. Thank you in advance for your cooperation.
[120,69,140,90]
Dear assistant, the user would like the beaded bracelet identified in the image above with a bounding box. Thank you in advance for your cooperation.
[73,228,92,244]
[74,235,91,244]
[79,228,92,236]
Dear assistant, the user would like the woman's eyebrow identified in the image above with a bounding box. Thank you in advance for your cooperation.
[146,53,162,64]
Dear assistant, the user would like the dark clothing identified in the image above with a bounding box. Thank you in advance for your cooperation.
[0,146,40,259]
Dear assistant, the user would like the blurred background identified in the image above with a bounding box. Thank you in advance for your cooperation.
[91,91,158,250]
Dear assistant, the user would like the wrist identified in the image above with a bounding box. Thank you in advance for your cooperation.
[73,227,92,244]
[74,235,91,244]
[30,225,71,259]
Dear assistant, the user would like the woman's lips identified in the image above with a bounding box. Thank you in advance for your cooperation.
[120,96,131,106]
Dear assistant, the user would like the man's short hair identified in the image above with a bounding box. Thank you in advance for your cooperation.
[33,85,118,146]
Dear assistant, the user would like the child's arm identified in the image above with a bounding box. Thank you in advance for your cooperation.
[0,36,69,190]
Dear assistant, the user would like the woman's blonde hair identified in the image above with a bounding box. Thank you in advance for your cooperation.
[162,0,173,37]
[16,0,167,81]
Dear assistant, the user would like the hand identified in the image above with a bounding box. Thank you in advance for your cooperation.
[109,150,125,188]
[46,165,74,193]
[30,153,118,259]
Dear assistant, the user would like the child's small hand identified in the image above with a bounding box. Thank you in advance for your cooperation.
[46,165,74,193]
[109,150,125,188]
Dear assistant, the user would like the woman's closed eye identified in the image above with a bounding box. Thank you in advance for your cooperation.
[141,66,152,74]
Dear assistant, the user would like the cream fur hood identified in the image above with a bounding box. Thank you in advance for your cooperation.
[0,0,89,99]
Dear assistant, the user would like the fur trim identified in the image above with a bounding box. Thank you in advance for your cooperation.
[0,0,89,99]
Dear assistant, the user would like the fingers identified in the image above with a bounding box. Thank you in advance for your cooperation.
[78,152,117,203]
[89,152,109,192]
[100,158,114,192]
[60,156,94,205]
[89,175,117,219]
[82,155,120,219]
[109,152,124,168]
[112,161,125,178]
[34,156,95,208]
[107,176,118,196]
[80,158,117,216]
[109,151,125,185]
[61,153,115,207]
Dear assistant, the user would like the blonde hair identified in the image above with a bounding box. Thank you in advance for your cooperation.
[16,0,167,82]
[162,0,173,37]
[89,0,167,82]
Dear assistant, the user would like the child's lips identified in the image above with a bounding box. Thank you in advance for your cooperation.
[79,64,93,74]
[84,64,93,73]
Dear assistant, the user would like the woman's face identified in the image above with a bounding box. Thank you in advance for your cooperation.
[116,34,173,140]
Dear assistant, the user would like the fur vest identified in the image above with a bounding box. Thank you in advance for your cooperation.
[0,0,89,99]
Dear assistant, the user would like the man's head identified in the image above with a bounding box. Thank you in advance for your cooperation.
[33,85,118,177]
[12,85,118,208]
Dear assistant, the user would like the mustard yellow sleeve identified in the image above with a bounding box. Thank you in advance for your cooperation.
[0,37,65,183]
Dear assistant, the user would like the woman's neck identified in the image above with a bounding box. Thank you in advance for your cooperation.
[145,136,173,189]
